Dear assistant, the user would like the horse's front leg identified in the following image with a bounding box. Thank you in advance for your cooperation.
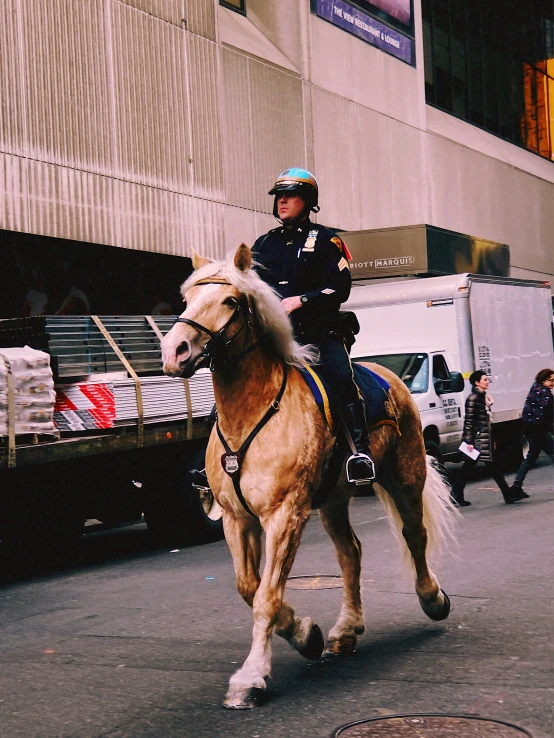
[224,500,318,709]
[223,512,262,607]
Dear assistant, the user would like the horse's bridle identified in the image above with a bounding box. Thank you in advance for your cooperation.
[173,279,257,371]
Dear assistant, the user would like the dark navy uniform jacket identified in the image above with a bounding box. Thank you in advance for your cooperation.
[252,220,351,343]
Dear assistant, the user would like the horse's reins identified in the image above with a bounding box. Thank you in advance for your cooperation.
[175,277,288,518]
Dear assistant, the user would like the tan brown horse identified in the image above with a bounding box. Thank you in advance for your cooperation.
[162,244,457,710]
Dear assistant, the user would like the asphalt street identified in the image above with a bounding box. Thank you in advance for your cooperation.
[0,459,552,738]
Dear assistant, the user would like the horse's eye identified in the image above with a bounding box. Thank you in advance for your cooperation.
[223,296,238,308]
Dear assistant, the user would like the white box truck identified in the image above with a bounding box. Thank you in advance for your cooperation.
[345,274,554,466]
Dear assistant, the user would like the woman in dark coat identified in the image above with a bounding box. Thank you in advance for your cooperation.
[509,368,554,499]
[452,370,514,507]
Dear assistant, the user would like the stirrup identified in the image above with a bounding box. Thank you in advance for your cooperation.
[346,453,376,485]
[190,468,209,489]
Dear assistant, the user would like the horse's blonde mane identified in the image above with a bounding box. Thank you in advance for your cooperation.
[181,253,317,367]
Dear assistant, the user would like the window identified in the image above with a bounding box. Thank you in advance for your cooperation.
[422,0,554,161]
[357,353,429,393]
[351,0,413,33]
[220,0,245,13]
[432,354,450,381]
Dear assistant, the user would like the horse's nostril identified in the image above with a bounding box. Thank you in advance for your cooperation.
[176,340,191,360]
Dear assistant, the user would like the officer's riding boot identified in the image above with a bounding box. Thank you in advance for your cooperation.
[190,468,209,488]
[344,400,376,485]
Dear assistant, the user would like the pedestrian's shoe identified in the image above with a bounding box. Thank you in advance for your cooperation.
[499,480,517,504]
[451,495,471,507]
[345,400,376,485]
[509,485,530,502]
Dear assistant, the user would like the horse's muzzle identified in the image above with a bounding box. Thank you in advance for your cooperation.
[162,339,193,377]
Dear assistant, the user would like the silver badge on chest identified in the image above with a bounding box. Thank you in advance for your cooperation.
[302,229,318,252]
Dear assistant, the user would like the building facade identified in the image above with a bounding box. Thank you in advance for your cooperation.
[0,0,552,300]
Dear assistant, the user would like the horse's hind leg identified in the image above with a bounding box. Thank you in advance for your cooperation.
[224,501,320,709]
[379,448,451,621]
[319,501,364,654]
[273,597,325,660]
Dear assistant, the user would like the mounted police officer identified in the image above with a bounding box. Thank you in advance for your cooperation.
[252,167,375,484]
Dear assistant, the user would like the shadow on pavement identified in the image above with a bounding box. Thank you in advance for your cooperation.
[266,626,447,704]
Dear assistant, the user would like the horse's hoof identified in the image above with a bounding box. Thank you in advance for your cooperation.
[297,623,324,660]
[325,633,357,655]
[421,589,451,622]
[223,687,266,710]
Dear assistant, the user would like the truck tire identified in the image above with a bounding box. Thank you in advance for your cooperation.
[424,441,452,487]
[77,456,144,527]
[143,447,223,547]
[0,465,86,567]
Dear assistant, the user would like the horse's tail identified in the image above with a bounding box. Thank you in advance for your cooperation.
[374,456,459,579]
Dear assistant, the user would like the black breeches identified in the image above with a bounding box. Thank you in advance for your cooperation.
[313,339,360,405]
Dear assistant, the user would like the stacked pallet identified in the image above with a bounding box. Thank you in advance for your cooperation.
[0,347,57,436]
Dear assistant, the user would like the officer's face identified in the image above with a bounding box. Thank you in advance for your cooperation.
[277,194,307,225]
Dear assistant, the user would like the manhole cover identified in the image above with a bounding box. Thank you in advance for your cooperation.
[334,715,533,737]
[287,575,343,590]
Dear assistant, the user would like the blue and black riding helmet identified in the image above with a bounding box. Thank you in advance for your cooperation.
[269,167,320,217]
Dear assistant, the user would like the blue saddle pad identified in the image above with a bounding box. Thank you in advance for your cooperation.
[352,362,392,427]
[299,362,393,432]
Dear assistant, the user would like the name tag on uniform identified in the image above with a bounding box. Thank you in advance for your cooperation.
[302,229,318,252]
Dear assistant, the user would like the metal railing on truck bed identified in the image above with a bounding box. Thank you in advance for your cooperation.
[0,316,215,469]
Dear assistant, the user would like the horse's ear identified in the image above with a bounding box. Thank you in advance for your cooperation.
[234,243,252,272]
[191,249,210,270]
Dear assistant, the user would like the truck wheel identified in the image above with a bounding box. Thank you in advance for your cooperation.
[143,447,223,547]
[81,459,143,527]
[425,441,451,486]
[0,467,86,567]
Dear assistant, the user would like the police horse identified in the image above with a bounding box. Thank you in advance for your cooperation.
[161,244,457,710]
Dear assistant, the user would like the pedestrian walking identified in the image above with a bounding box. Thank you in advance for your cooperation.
[252,167,375,484]
[452,370,514,506]
[509,368,554,500]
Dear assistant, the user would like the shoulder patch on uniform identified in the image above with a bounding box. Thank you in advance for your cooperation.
[338,257,349,271]
[331,236,352,260]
